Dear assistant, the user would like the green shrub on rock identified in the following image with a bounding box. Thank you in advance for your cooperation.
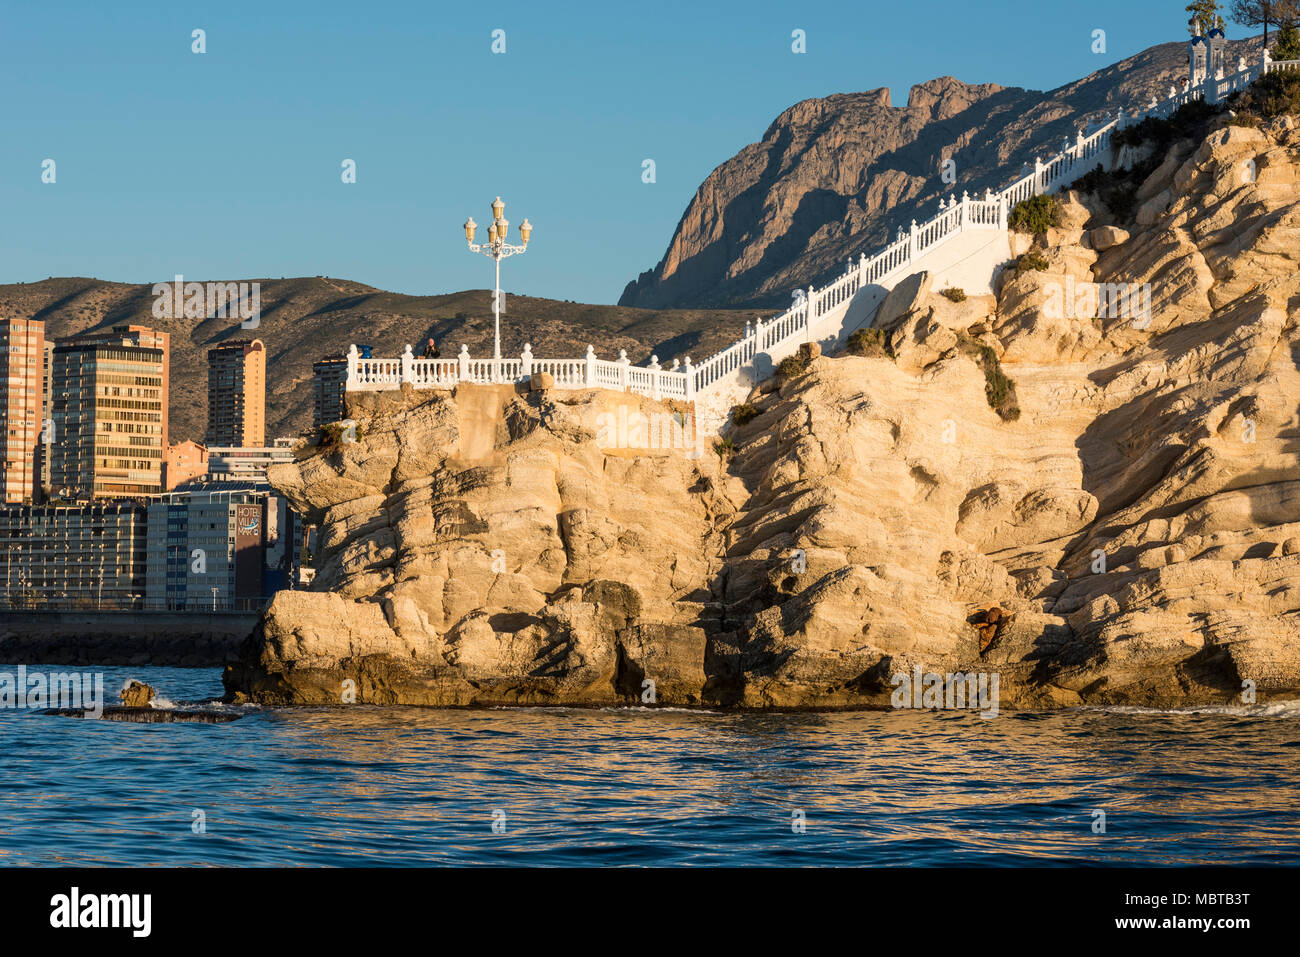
[1013,249,1050,276]
[777,354,809,379]
[955,335,1020,422]
[730,403,759,426]
[1231,68,1300,120]
[847,327,894,358]
[1008,195,1061,235]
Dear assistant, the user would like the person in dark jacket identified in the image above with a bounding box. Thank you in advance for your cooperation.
[422,338,440,359]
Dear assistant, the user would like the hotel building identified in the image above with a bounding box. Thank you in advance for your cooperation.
[50,325,169,499]
[144,483,297,611]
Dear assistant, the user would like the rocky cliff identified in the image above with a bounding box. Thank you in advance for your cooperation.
[619,39,1256,311]
[226,110,1300,711]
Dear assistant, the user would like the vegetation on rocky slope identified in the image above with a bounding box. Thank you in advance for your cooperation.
[1009,195,1062,235]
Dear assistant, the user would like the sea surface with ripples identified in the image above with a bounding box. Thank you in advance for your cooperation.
[4,666,1299,866]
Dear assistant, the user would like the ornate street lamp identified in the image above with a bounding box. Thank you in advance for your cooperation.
[464,196,532,381]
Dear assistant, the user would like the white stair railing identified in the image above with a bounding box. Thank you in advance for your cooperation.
[344,52,1270,407]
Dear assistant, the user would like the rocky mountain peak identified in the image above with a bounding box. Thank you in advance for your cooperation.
[618,39,1255,312]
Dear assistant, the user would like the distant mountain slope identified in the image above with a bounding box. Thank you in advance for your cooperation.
[619,38,1257,310]
[0,277,748,444]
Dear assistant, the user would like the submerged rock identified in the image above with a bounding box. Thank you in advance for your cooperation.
[44,707,243,723]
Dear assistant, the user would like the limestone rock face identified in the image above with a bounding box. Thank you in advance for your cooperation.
[228,118,1300,711]
[226,385,728,707]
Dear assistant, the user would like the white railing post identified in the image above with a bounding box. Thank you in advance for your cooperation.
[521,343,533,378]
[754,316,764,351]
[908,219,918,260]
[684,356,695,401]
[401,343,414,384]
[618,349,630,390]
[960,191,969,230]
[649,355,661,400]
[999,194,1008,230]
[858,252,868,284]
[1033,157,1044,195]
[458,344,470,383]
[806,285,816,341]
[346,344,359,389]
[584,345,596,387]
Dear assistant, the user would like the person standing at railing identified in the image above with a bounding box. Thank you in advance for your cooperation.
[422,338,440,359]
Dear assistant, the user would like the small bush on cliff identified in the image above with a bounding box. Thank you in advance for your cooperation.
[318,421,359,453]
[777,354,809,379]
[1013,249,1050,276]
[956,334,1020,422]
[714,437,736,459]
[730,403,759,427]
[1231,68,1300,120]
[941,287,967,303]
[1112,99,1222,152]
[1008,195,1061,235]
[1068,163,1142,221]
[847,327,894,358]
[1076,98,1237,223]
[1071,164,1109,194]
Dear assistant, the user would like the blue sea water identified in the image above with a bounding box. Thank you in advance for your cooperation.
[2,665,1299,866]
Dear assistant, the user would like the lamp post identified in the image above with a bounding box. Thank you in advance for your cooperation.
[463,197,533,383]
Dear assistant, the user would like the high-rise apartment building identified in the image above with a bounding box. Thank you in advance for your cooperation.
[313,345,370,429]
[0,319,46,503]
[206,339,266,447]
[51,325,169,500]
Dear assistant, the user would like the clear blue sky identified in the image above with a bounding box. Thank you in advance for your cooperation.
[0,0,1228,304]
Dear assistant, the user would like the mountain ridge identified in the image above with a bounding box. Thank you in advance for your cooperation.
[619,38,1257,311]
[0,276,749,445]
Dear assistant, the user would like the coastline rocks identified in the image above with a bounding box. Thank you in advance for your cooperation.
[120,681,156,708]
[227,120,1300,711]
[225,385,727,707]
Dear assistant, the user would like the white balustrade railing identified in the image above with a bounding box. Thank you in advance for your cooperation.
[344,50,1272,409]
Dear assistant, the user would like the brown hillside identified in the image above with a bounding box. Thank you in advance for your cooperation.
[0,277,750,444]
